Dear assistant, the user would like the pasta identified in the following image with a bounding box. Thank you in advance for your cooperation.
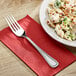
[47,0,76,41]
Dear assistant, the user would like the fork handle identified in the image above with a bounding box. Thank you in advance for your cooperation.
[24,36,59,68]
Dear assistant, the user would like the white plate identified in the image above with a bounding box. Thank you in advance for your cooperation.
[39,0,76,47]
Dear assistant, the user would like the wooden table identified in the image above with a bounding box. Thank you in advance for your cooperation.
[0,0,76,76]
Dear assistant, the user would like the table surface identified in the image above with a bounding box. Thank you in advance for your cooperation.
[0,0,76,76]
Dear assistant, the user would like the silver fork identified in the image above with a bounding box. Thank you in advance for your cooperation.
[5,15,59,68]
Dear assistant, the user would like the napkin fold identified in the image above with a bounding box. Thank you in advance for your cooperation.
[0,15,76,76]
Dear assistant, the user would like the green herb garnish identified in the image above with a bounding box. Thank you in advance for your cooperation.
[54,0,61,8]
[63,17,67,21]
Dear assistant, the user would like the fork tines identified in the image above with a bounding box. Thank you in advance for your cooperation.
[5,15,21,31]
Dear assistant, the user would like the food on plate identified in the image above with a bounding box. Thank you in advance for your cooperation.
[47,0,76,41]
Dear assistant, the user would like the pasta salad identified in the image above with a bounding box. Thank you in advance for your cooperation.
[47,0,76,41]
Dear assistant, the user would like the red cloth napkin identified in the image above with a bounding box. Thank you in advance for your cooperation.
[0,15,76,76]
